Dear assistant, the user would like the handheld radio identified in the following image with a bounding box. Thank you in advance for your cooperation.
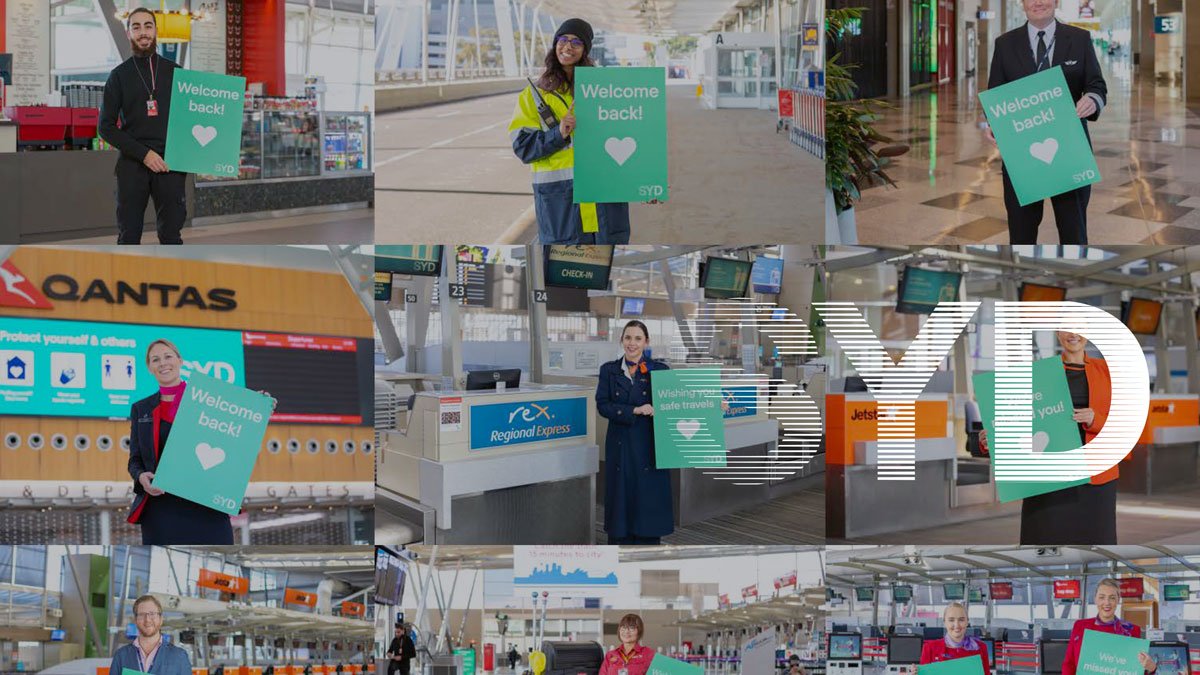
[526,77,559,129]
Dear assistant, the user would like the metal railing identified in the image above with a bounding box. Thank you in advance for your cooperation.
[376,67,538,85]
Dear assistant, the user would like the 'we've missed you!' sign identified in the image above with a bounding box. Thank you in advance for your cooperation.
[979,66,1100,205]
[574,67,669,204]
[165,69,247,177]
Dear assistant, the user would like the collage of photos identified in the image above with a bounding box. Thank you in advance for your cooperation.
[4,0,1200,674]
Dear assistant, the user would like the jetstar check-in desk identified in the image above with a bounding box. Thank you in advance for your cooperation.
[826,393,970,539]
[1118,394,1200,495]
[378,384,598,543]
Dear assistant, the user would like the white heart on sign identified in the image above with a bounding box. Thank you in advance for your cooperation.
[1029,137,1059,164]
[676,419,701,440]
[10,365,23,378]
[196,442,226,470]
[604,136,638,166]
[192,124,218,147]
[1032,430,1050,453]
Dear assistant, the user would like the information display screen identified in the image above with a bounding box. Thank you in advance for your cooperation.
[897,267,962,314]
[374,548,408,605]
[0,317,369,424]
[751,256,784,294]
[702,257,752,299]
[375,245,444,276]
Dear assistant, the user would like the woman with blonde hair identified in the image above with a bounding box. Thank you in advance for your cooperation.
[920,602,991,672]
[1062,579,1156,675]
[126,339,273,544]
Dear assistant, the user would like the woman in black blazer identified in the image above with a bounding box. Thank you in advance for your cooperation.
[127,338,238,544]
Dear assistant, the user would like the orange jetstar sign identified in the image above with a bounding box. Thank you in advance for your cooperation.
[0,260,53,309]
[284,588,317,607]
[341,601,365,617]
[197,569,249,595]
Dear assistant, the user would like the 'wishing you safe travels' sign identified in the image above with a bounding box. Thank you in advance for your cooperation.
[979,66,1101,205]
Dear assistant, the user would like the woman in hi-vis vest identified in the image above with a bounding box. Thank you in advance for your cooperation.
[509,17,633,244]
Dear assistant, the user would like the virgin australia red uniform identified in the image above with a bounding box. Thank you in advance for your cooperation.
[598,644,654,675]
[1063,617,1141,675]
[920,637,992,673]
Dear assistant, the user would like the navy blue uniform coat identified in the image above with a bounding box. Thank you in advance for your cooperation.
[595,357,674,539]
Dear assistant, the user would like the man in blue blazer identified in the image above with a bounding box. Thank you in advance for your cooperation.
[110,595,191,675]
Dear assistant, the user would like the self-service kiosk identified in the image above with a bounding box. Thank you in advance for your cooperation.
[887,634,924,675]
[830,632,864,675]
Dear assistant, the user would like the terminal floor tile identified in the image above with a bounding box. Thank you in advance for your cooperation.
[595,483,825,545]
[851,57,1200,244]
[52,207,375,244]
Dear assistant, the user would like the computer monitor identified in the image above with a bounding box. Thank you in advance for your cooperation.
[944,582,965,601]
[893,585,913,603]
[1020,283,1068,302]
[622,297,646,316]
[856,587,875,602]
[1149,642,1190,675]
[829,633,863,661]
[1121,298,1164,335]
[887,635,924,665]
[751,256,785,294]
[1040,639,1069,675]
[465,368,521,391]
[1164,584,1191,601]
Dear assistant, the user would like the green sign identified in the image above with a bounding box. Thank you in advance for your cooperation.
[374,272,393,301]
[979,66,1101,206]
[1164,584,1191,601]
[165,69,247,177]
[651,368,727,468]
[648,654,703,675]
[152,371,273,515]
[375,245,444,276]
[454,648,476,673]
[973,356,1087,502]
[573,67,669,203]
[1077,629,1149,675]
[918,654,985,675]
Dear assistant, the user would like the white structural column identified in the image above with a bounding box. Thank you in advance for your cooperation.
[494,0,519,76]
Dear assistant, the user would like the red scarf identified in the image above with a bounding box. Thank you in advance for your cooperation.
[158,381,187,423]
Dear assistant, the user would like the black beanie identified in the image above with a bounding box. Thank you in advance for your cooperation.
[554,18,594,54]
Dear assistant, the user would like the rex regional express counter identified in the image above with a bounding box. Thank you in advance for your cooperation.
[378,384,599,543]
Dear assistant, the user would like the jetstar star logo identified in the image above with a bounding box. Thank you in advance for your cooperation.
[0,261,53,309]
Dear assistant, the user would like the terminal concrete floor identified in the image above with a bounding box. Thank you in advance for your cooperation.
[835,491,1200,544]
[376,479,824,545]
[852,57,1200,244]
[374,83,822,243]
[52,207,374,244]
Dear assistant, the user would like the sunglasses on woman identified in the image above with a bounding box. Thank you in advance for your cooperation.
[556,36,585,48]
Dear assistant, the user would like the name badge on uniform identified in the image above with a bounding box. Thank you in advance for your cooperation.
[146,99,159,117]
[619,669,629,675]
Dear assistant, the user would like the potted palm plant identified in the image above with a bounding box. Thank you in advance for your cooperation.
[825,7,899,244]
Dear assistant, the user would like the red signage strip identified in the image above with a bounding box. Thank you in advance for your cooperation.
[989,582,1014,600]
[1119,578,1144,598]
[269,413,363,425]
[1053,579,1081,599]
[243,332,357,351]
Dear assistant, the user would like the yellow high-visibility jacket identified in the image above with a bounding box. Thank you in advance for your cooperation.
[509,82,630,244]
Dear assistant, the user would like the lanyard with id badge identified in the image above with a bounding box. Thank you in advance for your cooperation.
[134,54,160,117]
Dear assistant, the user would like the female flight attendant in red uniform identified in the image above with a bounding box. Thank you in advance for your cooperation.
[1063,579,1156,675]
[920,603,991,673]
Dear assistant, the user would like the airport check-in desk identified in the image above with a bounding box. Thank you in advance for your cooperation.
[826,393,987,539]
[378,384,598,543]
[594,381,795,526]
[1118,394,1200,495]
